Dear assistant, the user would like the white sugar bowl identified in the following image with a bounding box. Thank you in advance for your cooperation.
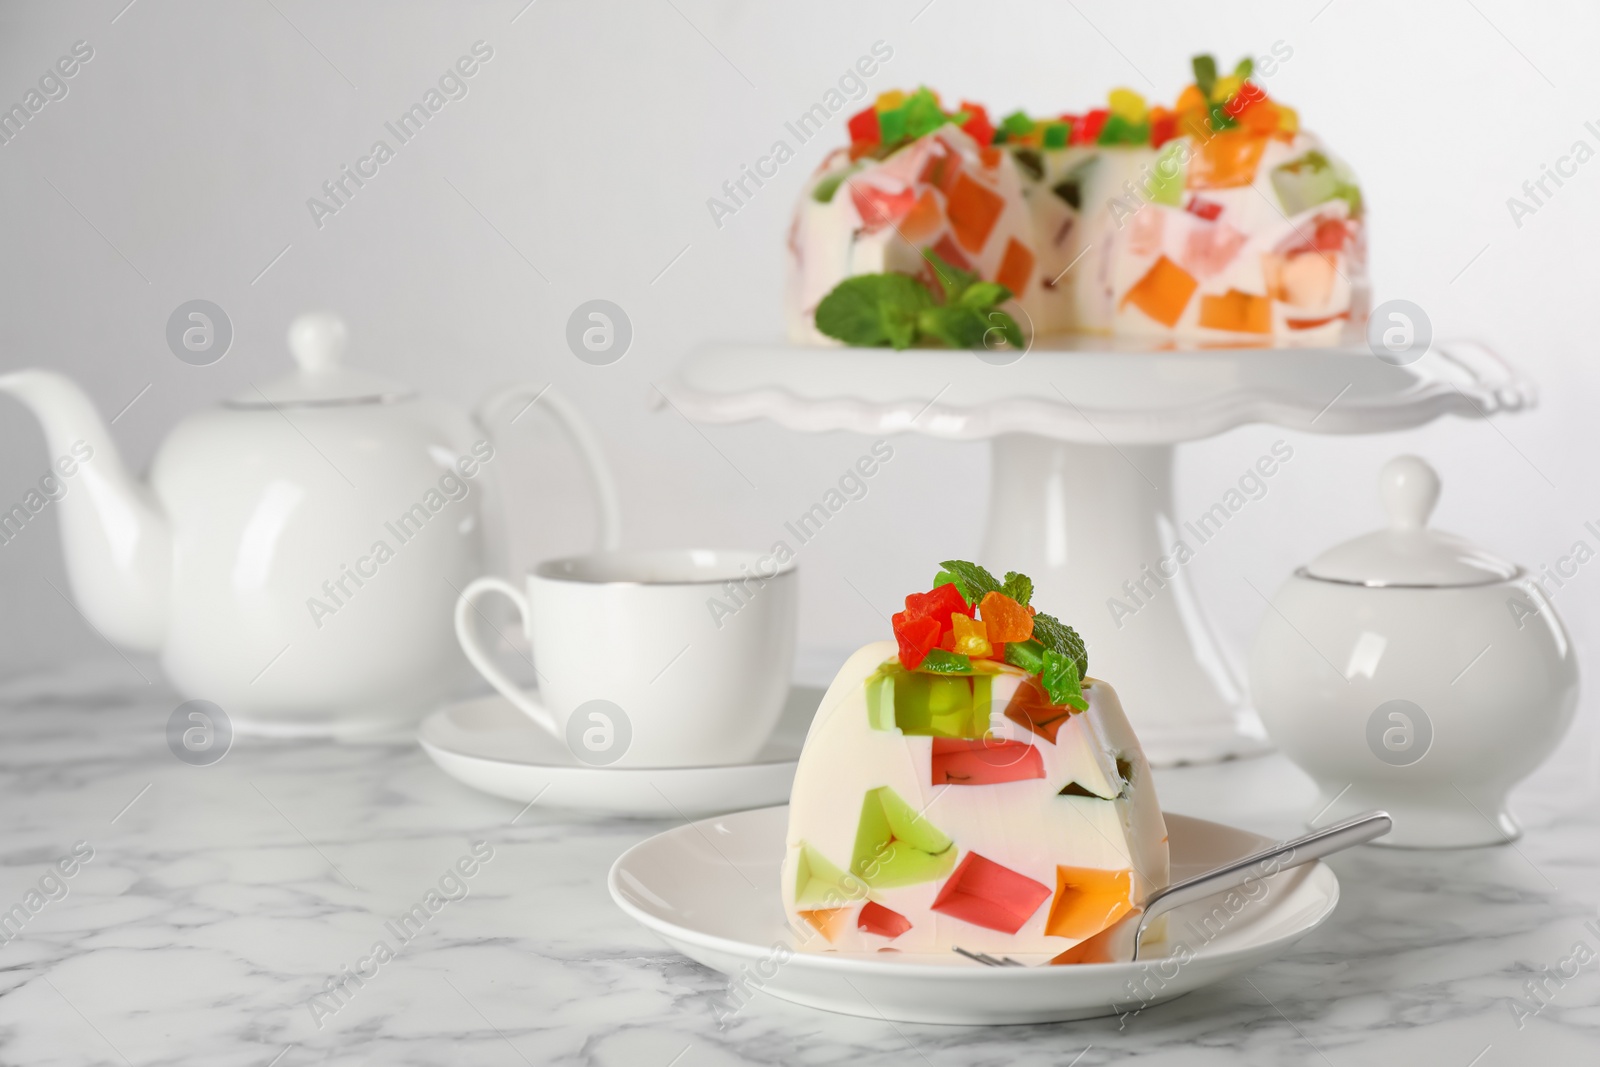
[1249,455,1579,847]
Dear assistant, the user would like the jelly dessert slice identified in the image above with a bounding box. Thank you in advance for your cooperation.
[1121,255,1198,328]
[798,907,854,944]
[946,172,1006,253]
[1199,289,1272,334]
[857,901,913,940]
[1271,149,1363,218]
[930,737,1045,785]
[793,841,868,909]
[930,852,1053,934]
[1003,674,1078,744]
[850,786,958,888]
[866,663,994,739]
[1045,866,1135,940]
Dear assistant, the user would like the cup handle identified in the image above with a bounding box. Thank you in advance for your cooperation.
[453,576,561,739]
[475,384,622,550]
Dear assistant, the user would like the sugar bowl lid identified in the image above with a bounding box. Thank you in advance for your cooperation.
[1302,456,1518,588]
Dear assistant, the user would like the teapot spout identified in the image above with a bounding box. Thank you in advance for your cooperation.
[0,370,169,651]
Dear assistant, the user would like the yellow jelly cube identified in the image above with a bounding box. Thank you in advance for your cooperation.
[950,612,992,659]
[875,89,907,113]
[1214,75,1243,103]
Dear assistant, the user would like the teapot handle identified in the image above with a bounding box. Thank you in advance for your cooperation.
[475,384,622,550]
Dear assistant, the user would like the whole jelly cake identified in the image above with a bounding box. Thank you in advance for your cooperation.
[787,55,1366,348]
[781,562,1169,961]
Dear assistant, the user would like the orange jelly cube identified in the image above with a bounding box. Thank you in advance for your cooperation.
[1045,866,1135,940]
[1121,255,1198,328]
[995,237,1035,298]
[1188,129,1269,189]
[946,172,1005,253]
[1199,289,1273,334]
[900,189,944,243]
[798,907,854,943]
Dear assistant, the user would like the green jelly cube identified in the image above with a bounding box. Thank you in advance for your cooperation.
[794,841,867,908]
[851,786,957,888]
[1148,141,1186,206]
[1271,150,1364,219]
[864,664,898,731]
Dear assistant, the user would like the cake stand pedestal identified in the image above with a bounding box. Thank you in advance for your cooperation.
[664,339,1533,765]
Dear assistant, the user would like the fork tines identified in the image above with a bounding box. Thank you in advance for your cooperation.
[953,946,1025,967]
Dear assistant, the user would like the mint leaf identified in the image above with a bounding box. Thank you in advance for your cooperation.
[1000,571,1033,606]
[933,569,960,591]
[938,560,1001,606]
[1234,57,1253,81]
[814,273,933,349]
[984,308,1025,350]
[1192,54,1218,100]
[922,249,978,304]
[957,280,1010,310]
[917,305,992,349]
[1042,649,1089,710]
[1031,612,1087,678]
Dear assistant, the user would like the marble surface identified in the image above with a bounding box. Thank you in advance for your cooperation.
[2,658,1598,1067]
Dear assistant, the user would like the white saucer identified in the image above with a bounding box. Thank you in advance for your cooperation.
[609,806,1341,1025]
[418,686,819,818]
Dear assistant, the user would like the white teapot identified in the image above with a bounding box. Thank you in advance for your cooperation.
[1249,456,1578,847]
[0,313,619,736]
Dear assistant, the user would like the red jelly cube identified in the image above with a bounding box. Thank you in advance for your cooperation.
[857,901,913,940]
[930,737,1045,785]
[1185,197,1223,221]
[930,852,1052,934]
[1073,108,1109,145]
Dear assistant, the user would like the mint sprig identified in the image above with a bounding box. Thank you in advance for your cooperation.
[814,250,1024,352]
[1042,649,1089,710]
[1031,612,1087,679]
[937,559,1001,606]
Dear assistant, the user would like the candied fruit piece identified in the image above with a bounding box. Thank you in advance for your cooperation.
[798,907,853,943]
[793,842,867,908]
[1187,130,1268,189]
[1199,289,1272,334]
[891,613,941,670]
[857,901,913,940]
[946,172,1006,253]
[977,591,1033,643]
[930,737,1045,785]
[1045,866,1135,940]
[949,612,992,658]
[1121,255,1198,328]
[847,106,880,146]
[996,237,1035,298]
[930,852,1052,934]
[1003,674,1079,743]
[851,785,957,888]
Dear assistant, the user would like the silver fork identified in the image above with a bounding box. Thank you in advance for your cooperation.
[955,809,1392,967]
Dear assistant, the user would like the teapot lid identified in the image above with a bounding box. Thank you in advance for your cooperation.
[226,313,416,408]
[1302,456,1518,588]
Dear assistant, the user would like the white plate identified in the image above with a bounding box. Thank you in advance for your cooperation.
[609,806,1341,1024]
[418,686,819,818]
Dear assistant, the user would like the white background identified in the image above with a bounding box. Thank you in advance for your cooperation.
[0,0,1594,753]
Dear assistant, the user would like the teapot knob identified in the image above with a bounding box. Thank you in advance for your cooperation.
[1380,455,1440,531]
[287,312,347,373]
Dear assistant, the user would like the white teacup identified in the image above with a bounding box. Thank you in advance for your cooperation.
[454,549,797,768]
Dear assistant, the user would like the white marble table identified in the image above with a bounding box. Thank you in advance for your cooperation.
[2,659,1597,1066]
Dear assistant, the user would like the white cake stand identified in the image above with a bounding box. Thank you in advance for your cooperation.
[664,338,1533,765]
